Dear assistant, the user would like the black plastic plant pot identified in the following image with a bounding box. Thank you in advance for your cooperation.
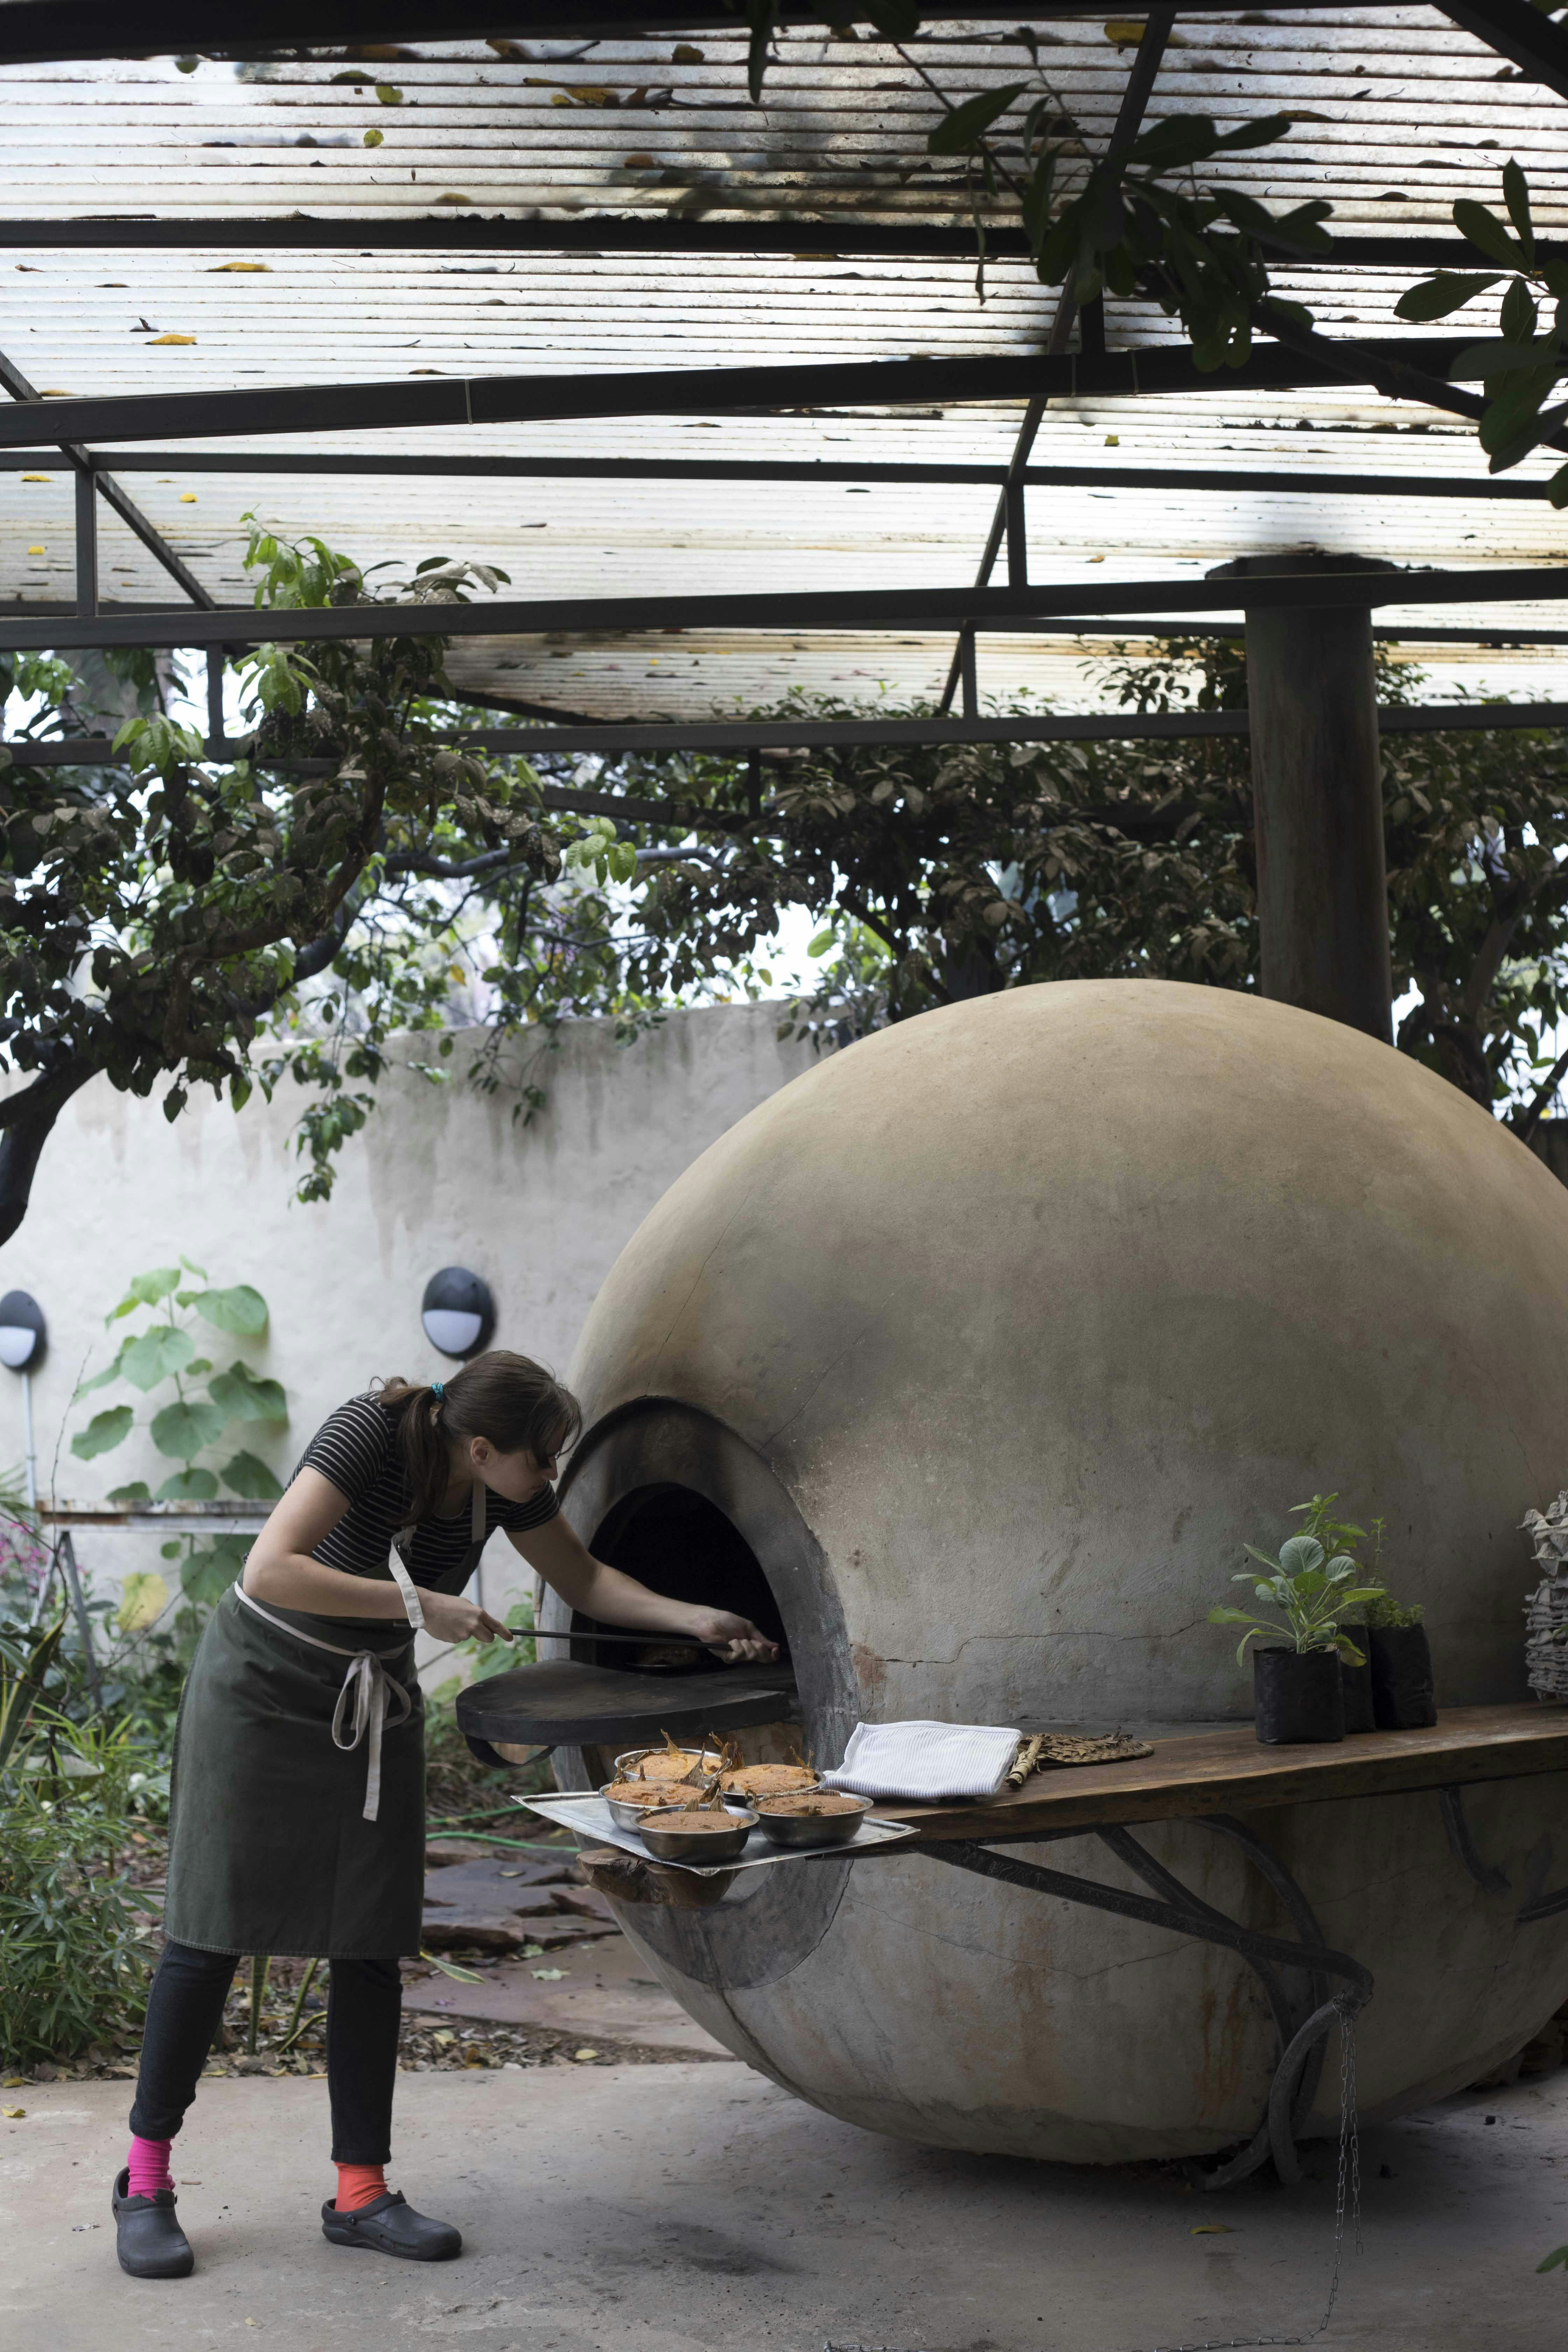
[1368,1623,1437,1730]
[1253,1647,1346,1746]
[1340,1648,1376,1734]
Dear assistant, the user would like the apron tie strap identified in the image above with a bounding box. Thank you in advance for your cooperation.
[234,1585,413,1822]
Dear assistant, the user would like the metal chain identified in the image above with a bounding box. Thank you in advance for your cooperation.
[823,1998,1364,2352]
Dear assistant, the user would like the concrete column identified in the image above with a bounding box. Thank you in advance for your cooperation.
[1210,553,1393,1044]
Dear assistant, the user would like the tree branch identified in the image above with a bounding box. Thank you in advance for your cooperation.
[0,1059,97,1247]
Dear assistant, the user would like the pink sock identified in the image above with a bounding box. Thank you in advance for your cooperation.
[126,2135,174,2199]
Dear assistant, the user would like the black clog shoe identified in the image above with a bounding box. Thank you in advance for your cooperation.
[111,2166,195,2279]
[321,2189,462,2261]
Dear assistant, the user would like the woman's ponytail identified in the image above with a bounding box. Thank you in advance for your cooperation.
[374,1352,581,1521]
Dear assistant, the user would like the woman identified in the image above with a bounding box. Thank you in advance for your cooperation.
[112,1351,774,2280]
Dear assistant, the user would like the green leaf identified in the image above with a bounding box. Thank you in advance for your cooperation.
[150,1398,229,1461]
[70,1406,134,1460]
[1211,112,1293,154]
[107,1266,180,1321]
[1452,198,1526,269]
[119,1325,196,1392]
[181,1545,239,1609]
[1548,458,1568,508]
[220,1450,283,1501]
[208,1364,288,1421]
[807,928,838,957]
[190,1284,268,1335]
[1502,157,1535,266]
[1489,392,1568,473]
[116,1571,169,1633]
[107,1481,152,1505]
[1393,271,1503,324]
[74,1350,127,1399]
[1500,276,1539,343]
[1129,114,1221,175]
[926,83,1029,155]
[1449,338,1562,380]
[156,1466,219,1501]
[1207,1606,1258,1625]
[1536,2245,1568,2274]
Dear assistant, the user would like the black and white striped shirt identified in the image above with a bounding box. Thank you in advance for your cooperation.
[295,1395,559,1594]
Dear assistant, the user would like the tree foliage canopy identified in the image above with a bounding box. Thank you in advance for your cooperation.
[6,517,1568,1242]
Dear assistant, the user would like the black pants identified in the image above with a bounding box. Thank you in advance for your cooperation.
[129,1941,402,2165]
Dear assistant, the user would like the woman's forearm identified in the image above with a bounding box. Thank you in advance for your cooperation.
[243,1548,410,1621]
[572,1558,716,1638]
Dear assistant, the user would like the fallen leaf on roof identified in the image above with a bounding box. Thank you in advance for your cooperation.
[364,128,384,147]
[20,473,51,482]
[39,390,71,397]
[623,154,655,170]
[149,334,196,346]
[26,546,44,556]
[1190,2223,1234,2235]
[375,84,404,105]
[180,493,198,503]
[208,261,272,272]
[436,192,472,205]
[672,44,705,63]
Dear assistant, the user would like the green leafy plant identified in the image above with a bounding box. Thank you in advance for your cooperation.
[70,1259,288,1617]
[1363,1594,1425,1631]
[0,1682,161,2067]
[1209,1534,1386,1668]
[1395,161,1568,502]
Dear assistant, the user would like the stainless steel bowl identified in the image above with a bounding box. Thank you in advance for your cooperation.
[599,1783,673,1834]
[637,1804,758,1864]
[752,1793,875,1850]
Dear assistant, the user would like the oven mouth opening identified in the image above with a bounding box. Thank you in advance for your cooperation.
[568,1479,790,1677]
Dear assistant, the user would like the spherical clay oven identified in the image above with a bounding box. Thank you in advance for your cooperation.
[545,980,1568,2163]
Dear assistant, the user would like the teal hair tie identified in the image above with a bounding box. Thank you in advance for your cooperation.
[431,1381,445,1401]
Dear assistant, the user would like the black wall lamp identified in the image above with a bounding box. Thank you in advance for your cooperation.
[421,1267,496,1360]
[0,1289,45,1505]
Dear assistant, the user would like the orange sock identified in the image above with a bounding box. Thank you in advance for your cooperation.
[334,2162,387,2212]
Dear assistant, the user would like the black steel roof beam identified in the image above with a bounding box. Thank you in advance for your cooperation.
[0,0,1422,69]
[5,567,1568,657]
[11,699,1568,772]
[942,8,1174,713]
[0,348,215,612]
[0,339,1492,454]
[0,222,1528,272]
[2,449,1559,503]
[1437,0,1568,105]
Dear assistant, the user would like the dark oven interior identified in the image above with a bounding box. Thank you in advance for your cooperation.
[569,1482,790,1676]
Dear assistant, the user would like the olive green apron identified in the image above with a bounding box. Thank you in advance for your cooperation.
[161,1486,488,1960]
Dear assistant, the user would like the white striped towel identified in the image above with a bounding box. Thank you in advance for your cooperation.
[820,1720,1022,1803]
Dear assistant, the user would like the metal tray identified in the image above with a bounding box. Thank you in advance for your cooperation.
[519,1792,919,1876]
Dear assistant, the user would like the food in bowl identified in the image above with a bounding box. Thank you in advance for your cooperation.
[719,1760,819,1798]
[753,1790,864,1818]
[615,1731,722,1784]
[602,1779,672,1809]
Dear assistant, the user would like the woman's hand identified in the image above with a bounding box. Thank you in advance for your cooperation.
[422,1590,511,1649]
[689,1609,779,1665]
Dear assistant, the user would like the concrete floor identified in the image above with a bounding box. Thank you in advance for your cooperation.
[2,2060,1565,2352]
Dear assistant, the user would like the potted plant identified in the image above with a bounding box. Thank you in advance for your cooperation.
[1289,1496,1377,1733]
[1364,1594,1436,1729]
[1210,1533,1386,1746]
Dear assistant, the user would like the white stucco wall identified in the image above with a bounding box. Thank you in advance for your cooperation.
[0,1004,813,1656]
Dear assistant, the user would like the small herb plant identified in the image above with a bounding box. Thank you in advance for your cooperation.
[70,1261,288,1623]
[1210,1532,1386,1668]
[1363,1594,1425,1630]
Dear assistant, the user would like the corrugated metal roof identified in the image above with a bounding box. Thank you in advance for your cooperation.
[3,15,1567,716]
